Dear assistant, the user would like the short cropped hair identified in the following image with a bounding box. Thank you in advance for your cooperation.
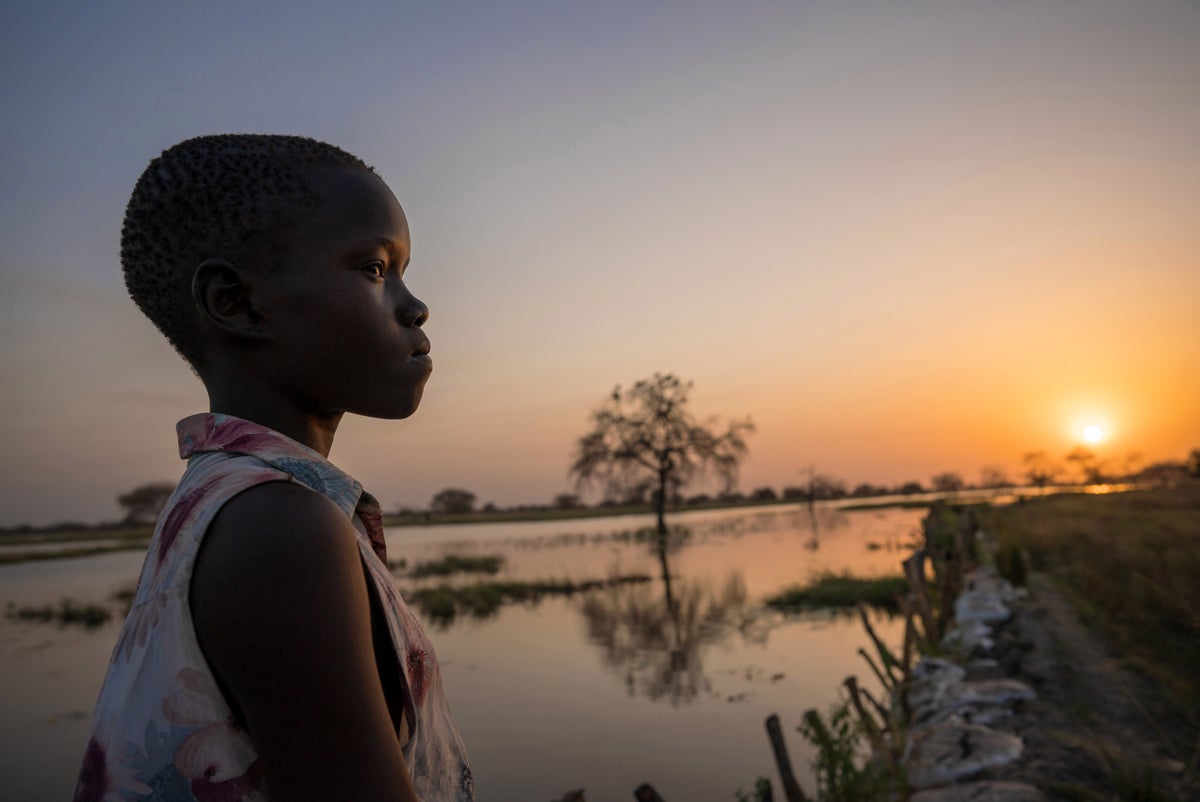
[121,133,376,368]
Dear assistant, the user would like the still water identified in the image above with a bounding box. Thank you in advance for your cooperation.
[0,502,924,801]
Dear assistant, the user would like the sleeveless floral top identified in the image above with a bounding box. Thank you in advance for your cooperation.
[74,413,474,802]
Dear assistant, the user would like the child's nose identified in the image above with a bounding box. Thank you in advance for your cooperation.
[401,295,429,328]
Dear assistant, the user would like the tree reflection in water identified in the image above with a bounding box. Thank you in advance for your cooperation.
[579,529,759,705]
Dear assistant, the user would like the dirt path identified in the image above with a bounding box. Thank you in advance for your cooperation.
[976,572,1196,800]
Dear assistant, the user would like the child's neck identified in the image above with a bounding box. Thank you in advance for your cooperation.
[205,385,343,458]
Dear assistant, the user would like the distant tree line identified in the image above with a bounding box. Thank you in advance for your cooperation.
[394,445,1199,522]
[1021,446,1198,489]
[117,482,175,524]
[9,396,1200,534]
[103,448,1198,530]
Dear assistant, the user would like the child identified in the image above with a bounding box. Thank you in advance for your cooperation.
[73,135,473,802]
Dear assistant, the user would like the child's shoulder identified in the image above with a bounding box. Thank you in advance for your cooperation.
[194,479,362,603]
[190,479,368,650]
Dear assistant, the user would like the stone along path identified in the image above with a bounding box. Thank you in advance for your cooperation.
[906,566,1193,800]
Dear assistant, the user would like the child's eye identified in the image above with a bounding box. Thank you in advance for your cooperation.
[361,261,386,279]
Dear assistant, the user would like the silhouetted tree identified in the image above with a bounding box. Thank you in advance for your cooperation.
[430,487,476,515]
[1065,446,1105,484]
[1118,451,1144,480]
[1189,449,1200,478]
[931,471,965,494]
[553,493,582,510]
[570,373,754,535]
[809,474,847,500]
[1022,451,1057,491]
[117,482,175,525]
[792,466,847,502]
[978,465,1010,489]
[1138,459,1188,487]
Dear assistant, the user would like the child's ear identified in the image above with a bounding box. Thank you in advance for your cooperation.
[191,258,269,341]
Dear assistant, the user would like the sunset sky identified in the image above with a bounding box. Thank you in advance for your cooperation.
[2,1,1198,525]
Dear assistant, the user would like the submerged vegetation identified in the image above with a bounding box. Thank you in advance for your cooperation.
[405,554,504,578]
[839,499,934,512]
[6,584,142,627]
[0,531,151,564]
[6,599,112,629]
[406,574,653,627]
[766,573,909,612]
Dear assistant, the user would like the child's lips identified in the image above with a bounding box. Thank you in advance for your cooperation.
[412,338,431,357]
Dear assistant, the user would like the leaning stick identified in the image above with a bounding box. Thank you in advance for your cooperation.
[857,604,900,687]
[898,594,916,680]
[858,683,892,727]
[765,714,810,802]
[858,647,892,695]
[843,676,883,749]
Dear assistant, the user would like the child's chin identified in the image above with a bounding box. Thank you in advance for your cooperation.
[362,389,425,420]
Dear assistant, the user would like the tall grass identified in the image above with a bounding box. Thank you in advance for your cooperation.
[985,484,1200,725]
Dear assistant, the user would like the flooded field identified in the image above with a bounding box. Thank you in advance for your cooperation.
[0,501,926,801]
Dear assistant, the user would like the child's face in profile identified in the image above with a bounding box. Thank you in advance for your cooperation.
[255,166,432,420]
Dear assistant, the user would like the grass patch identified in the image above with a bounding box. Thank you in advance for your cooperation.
[405,554,504,578]
[379,493,894,529]
[112,586,138,616]
[840,499,935,512]
[382,504,657,527]
[0,525,151,545]
[6,599,112,629]
[0,537,151,565]
[984,483,1200,736]
[407,574,652,626]
[765,572,909,612]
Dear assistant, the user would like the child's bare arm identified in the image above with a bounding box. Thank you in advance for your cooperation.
[192,481,418,802]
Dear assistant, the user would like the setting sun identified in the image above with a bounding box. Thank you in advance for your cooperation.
[1082,424,1105,444]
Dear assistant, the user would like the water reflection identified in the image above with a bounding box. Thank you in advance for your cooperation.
[804,504,820,550]
[1,505,933,802]
[580,531,755,705]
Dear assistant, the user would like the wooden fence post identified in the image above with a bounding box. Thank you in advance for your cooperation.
[903,549,938,643]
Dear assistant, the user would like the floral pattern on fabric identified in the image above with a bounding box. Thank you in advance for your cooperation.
[73,736,154,802]
[74,413,473,801]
